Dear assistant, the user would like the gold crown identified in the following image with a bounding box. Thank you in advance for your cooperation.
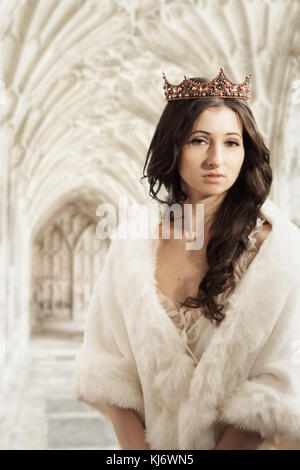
[162,67,251,101]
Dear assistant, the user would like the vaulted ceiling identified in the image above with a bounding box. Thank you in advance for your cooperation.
[1,0,299,235]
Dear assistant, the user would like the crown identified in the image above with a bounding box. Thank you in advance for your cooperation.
[162,67,251,101]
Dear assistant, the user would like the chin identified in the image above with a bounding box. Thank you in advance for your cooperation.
[198,186,225,194]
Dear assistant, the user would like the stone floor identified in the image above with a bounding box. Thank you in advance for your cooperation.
[1,332,299,450]
[0,333,120,450]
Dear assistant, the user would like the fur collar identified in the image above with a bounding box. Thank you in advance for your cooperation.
[110,197,300,449]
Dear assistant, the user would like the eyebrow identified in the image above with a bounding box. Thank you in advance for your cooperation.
[190,130,242,137]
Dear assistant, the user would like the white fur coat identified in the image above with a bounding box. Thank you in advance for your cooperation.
[72,197,300,450]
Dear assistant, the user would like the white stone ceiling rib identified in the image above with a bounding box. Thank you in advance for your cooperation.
[0,0,299,232]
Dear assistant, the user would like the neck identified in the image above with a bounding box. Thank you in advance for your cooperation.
[179,193,226,240]
[181,193,225,225]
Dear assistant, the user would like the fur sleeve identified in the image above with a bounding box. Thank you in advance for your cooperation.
[72,269,145,424]
[218,276,300,445]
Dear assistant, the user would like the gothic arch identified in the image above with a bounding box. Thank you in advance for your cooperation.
[31,203,108,333]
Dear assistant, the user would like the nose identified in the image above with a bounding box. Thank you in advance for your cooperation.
[205,141,223,167]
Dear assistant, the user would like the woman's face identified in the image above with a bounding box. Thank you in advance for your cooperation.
[178,105,245,202]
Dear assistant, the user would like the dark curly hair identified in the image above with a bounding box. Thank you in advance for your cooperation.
[140,77,273,327]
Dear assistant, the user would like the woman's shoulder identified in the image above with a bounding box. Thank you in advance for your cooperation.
[254,214,300,289]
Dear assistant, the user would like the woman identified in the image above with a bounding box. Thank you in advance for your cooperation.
[72,68,300,450]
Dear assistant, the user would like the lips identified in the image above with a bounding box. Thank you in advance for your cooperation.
[203,174,225,183]
[204,173,225,177]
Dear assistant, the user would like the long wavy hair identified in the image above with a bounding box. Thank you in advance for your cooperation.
[140,77,273,327]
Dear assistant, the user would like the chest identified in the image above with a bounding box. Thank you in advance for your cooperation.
[154,224,209,309]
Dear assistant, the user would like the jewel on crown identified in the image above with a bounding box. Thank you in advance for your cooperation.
[162,67,251,101]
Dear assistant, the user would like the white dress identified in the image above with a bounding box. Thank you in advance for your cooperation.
[156,217,267,366]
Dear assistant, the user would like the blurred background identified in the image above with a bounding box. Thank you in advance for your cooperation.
[0,0,299,450]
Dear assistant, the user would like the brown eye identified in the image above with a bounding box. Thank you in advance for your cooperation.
[227,141,239,146]
[191,138,206,144]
